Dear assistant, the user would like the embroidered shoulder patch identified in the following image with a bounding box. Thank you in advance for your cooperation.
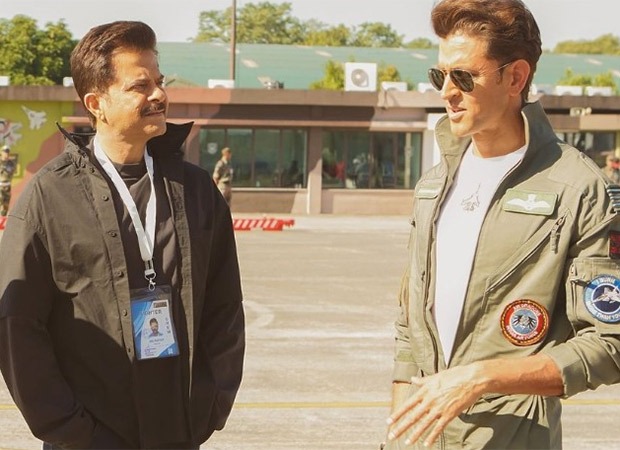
[415,181,443,199]
[584,275,620,323]
[502,189,557,216]
[501,299,549,346]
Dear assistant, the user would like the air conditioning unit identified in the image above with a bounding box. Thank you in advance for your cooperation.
[530,83,553,95]
[208,79,235,89]
[62,77,74,87]
[554,85,583,96]
[0,76,9,86]
[381,81,407,92]
[345,62,377,92]
[585,86,613,96]
[417,82,435,93]
[569,106,592,117]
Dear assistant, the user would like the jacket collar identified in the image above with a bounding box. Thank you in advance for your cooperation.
[57,121,194,159]
[434,101,557,161]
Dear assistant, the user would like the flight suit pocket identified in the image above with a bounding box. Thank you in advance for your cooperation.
[567,257,620,333]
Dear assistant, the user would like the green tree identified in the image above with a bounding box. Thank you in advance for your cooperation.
[310,59,345,90]
[194,1,303,44]
[350,22,404,48]
[303,22,351,47]
[557,68,617,92]
[553,33,620,55]
[0,15,75,85]
[195,10,231,43]
[405,37,437,49]
[378,63,407,85]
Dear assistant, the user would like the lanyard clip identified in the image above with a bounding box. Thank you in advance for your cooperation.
[144,260,156,291]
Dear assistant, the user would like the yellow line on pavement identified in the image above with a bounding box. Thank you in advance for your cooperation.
[237,401,390,409]
[2,398,620,412]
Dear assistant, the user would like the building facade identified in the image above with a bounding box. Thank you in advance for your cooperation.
[1,86,619,215]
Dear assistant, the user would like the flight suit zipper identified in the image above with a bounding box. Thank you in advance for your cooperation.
[487,211,568,292]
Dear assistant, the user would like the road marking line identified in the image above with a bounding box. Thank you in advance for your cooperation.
[1,398,620,412]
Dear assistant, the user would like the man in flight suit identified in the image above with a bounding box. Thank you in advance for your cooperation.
[385,0,620,448]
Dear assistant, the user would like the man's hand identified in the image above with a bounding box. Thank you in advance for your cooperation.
[386,364,485,447]
[385,354,563,447]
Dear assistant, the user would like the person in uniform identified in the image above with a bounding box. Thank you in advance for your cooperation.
[0,144,16,216]
[213,147,233,205]
[0,21,244,449]
[384,1,620,448]
[603,153,620,184]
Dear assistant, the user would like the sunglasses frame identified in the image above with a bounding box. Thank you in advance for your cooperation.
[428,61,514,93]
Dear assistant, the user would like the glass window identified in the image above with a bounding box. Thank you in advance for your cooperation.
[199,127,308,188]
[254,129,280,188]
[322,131,346,188]
[348,132,371,188]
[322,130,422,189]
[282,130,307,188]
[227,129,253,187]
[199,128,225,173]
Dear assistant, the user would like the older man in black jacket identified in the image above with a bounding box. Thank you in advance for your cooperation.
[0,21,244,449]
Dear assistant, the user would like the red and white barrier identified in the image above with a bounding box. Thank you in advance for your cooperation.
[233,217,295,232]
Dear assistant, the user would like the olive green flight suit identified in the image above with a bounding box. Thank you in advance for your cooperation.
[390,101,620,449]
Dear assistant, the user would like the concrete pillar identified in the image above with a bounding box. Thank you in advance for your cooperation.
[306,127,323,214]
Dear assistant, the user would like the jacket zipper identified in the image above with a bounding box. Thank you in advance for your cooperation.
[487,211,568,292]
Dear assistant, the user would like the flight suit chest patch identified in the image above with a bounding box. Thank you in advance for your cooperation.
[584,275,620,323]
[415,181,443,199]
[501,299,549,346]
[502,189,557,216]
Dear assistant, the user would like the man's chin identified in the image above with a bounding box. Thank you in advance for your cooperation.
[145,122,167,137]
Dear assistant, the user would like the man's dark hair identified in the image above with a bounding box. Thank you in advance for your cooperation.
[149,318,158,326]
[431,0,542,103]
[70,21,158,126]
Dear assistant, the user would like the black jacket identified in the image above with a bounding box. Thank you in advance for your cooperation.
[0,123,245,448]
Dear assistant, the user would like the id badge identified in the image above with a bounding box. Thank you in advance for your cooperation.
[130,285,180,360]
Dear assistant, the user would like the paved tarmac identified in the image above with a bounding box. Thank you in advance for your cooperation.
[1,215,620,450]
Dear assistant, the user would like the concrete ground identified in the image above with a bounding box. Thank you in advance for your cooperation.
[1,215,620,450]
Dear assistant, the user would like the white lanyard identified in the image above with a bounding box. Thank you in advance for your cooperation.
[94,136,157,290]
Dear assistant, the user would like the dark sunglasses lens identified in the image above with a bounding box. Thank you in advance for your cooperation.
[428,68,445,91]
[451,69,475,92]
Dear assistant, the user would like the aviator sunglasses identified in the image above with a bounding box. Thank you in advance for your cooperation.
[427,61,514,93]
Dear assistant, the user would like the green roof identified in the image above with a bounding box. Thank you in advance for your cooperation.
[157,42,620,90]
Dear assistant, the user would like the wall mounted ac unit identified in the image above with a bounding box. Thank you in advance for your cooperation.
[208,79,235,89]
[530,83,553,95]
[417,82,435,93]
[554,85,583,96]
[381,81,407,92]
[585,86,613,96]
[62,77,74,87]
[345,62,377,92]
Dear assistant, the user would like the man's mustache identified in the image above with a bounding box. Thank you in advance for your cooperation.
[142,104,166,115]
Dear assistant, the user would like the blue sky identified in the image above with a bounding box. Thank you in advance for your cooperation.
[2,0,619,50]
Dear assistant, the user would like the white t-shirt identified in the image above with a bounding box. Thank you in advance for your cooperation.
[434,144,526,364]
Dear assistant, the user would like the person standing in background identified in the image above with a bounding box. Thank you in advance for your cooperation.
[213,147,233,205]
[0,145,16,216]
[603,153,620,183]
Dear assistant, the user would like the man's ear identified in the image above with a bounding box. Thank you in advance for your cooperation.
[84,92,105,124]
[509,59,531,98]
